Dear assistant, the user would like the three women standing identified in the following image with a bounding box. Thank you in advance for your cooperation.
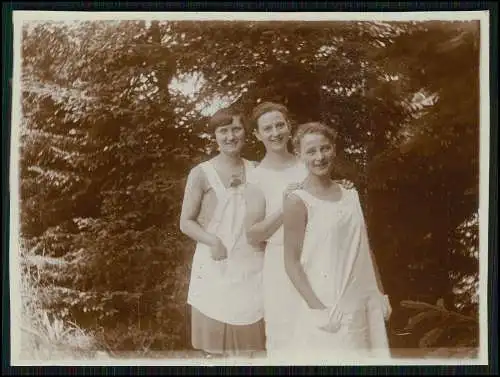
[180,102,390,359]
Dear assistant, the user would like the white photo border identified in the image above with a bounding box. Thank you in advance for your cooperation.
[9,10,491,367]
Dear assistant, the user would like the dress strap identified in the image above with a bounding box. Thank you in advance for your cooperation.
[200,159,226,198]
[293,187,349,208]
[201,158,255,194]
[290,189,316,209]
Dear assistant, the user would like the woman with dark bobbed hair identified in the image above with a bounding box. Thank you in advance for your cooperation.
[180,107,265,358]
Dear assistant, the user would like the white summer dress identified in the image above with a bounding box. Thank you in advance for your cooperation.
[187,158,265,328]
[246,160,309,356]
[286,187,390,361]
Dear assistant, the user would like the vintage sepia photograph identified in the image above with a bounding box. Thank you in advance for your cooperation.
[9,10,490,366]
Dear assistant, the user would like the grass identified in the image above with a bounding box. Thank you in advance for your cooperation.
[17,251,99,361]
[14,248,480,363]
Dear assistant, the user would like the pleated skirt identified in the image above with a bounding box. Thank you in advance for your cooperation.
[190,306,266,357]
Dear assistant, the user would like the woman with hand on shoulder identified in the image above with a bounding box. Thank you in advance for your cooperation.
[179,107,265,358]
[244,102,353,357]
[283,122,391,360]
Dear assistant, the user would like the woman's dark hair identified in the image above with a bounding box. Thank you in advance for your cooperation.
[292,122,338,154]
[249,101,290,131]
[207,107,247,134]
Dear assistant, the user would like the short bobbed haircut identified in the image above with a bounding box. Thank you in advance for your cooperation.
[207,107,247,134]
[292,122,338,154]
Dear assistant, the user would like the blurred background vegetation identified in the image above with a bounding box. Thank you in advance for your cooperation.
[17,19,480,359]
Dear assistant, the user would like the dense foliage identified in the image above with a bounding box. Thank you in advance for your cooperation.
[18,19,480,355]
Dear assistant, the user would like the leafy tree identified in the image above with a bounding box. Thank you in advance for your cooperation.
[365,21,480,348]
[168,19,481,350]
[20,20,204,352]
[19,19,480,354]
[400,298,478,356]
[168,21,412,180]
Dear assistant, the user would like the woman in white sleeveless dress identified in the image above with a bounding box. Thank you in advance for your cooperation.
[244,102,352,357]
[282,122,391,361]
[180,107,265,358]
[244,102,308,357]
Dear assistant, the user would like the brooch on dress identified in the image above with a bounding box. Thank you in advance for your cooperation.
[229,173,244,188]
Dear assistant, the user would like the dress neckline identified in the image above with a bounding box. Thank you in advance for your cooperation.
[208,157,250,190]
[299,186,346,205]
[256,159,303,173]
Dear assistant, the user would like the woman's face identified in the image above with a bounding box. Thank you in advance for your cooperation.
[254,110,291,153]
[214,116,246,157]
[299,132,336,177]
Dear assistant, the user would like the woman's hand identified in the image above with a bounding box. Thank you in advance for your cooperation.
[283,182,303,200]
[335,179,354,190]
[256,241,267,252]
[374,293,392,321]
[210,237,228,261]
[381,294,392,321]
[308,307,330,329]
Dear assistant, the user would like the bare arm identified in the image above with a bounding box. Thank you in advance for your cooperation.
[179,167,218,247]
[368,246,386,295]
[244,184,283,244]
[283,193,326,310]
[355,189,386,295]
[244,183,268,247]
[366,230,391,319]
[250,211,283,244]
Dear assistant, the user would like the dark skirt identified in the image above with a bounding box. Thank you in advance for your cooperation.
[190,305,266,357]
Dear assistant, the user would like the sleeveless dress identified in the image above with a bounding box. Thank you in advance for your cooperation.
[286,187,390,360]
[246,160,309,356]
[186,158,265,355]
